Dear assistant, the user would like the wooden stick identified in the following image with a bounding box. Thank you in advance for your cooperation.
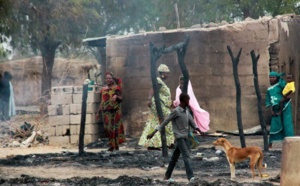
[79,82,88,156]
[250,50,269,151]
[227,46,246,148]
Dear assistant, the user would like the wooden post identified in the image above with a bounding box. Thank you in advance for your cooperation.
[148,36,190,158]
[227,46,246,148]
[79,82,89,156]
[250,50,269,151]
[149,42,168,158]
[98,47,106,85]
[177,36,190,93]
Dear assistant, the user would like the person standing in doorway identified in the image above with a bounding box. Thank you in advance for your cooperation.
[0,73,3,120]
[4,72,16,118]
[0,71,11,121]
[96,72,126,151]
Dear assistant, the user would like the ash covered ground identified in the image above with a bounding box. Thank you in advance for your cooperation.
[0,136,281,186]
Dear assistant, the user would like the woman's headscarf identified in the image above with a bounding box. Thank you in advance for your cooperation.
[105,72,122,87]
[4,71,12,81]
[269,71,280,78]
[269,71,286,88]
[157,64,170,73]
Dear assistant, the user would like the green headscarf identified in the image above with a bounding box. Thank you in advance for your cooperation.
[269,71,280,77]
[269,71,286,88]
[269,71,285,77]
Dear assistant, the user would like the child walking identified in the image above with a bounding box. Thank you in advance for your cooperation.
[147,93,203,183]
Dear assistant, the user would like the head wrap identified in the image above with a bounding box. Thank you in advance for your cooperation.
[105,71,114,77]
[3,71,12,80]
[157,64,170,73]
[269,71,287,88]
[105,71,122,87]
[269,71,280,77]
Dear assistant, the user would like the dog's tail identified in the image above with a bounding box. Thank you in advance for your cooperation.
[258,151,267,169]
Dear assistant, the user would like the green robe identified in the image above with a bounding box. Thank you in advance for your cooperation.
[266,82,294,144]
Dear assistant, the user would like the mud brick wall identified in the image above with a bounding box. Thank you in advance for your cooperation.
[0,57,97,106]
[274,15,300,134]
[106,17,283,136]
[47,85,104,145]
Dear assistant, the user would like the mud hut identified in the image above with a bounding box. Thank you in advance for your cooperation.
[1,15,300,141]
[106,15,300,136]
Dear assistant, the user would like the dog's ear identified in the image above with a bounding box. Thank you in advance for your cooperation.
[220,138,225,144]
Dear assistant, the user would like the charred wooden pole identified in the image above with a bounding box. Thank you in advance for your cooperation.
[98,47,106,85]
[79,81,89,156]
[177,36,190,93]
[149,42,168,158]
[250,50,269,151]
[148,37,190,158]
[227,46,246,148]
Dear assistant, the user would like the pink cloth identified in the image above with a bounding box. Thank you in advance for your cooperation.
[174,81,210,132]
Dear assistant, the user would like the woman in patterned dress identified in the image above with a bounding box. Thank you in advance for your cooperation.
[138,64,174,150]
[96,72,125,151]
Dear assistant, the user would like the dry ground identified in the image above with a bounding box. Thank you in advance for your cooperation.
[0,111,282,185]
[0,135,282,185]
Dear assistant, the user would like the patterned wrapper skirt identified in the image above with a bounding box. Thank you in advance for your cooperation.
[138,104,174,148]
[103,109,126,148]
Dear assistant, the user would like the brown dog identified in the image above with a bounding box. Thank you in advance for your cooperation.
[213,138,266,180]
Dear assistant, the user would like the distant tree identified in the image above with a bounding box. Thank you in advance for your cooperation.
[263,0,300,17]
[137,0,300,30]
[0,0,148,114]
[0,0,10,23]
[79,0,141,62]
[83,0,141,36]
[0,0,11,59]
[228,0,299,19]
[1,0,88,114]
